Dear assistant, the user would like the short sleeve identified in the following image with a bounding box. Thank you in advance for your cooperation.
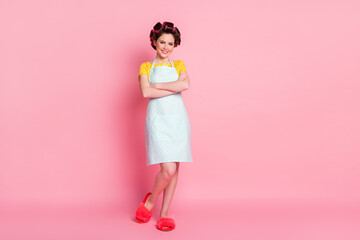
[174,60,187,76]
[138,62,150,82]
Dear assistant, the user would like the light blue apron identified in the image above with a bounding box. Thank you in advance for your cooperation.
[145,58,193,166]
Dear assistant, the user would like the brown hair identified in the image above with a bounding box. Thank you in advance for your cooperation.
[149,21,181,50]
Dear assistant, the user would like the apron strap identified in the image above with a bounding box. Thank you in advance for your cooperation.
[149,58,174,80]
[149,58,156,80]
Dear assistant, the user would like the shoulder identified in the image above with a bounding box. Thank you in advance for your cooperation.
[139,61,151,68]
[173,60,187,72]
[173,60,186,69]
[139,62,151,78]
[173,60,185,65]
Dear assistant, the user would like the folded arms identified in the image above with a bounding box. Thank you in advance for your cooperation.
[139,71,190,98]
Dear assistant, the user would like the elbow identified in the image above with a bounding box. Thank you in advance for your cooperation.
[183,76,190,90]
[141,89,149,98]
[183,80,190,90]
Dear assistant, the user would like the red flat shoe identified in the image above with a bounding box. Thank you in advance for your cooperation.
[135,192,153,223]
[156,217,176,231]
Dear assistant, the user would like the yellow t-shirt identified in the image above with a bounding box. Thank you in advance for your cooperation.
[138,60,187,82]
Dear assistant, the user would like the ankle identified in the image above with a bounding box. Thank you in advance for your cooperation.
[144,195,154,210]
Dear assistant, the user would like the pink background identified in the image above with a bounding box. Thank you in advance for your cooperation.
[1,0,359,239]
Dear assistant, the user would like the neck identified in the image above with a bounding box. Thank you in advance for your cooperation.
[155,55,170,64]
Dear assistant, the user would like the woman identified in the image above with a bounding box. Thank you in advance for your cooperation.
[135,21,192,231]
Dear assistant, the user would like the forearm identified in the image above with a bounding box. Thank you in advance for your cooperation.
[143,86,177,98]
[152,76,190,92]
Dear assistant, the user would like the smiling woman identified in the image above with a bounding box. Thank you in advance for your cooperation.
[135,21,192,232]
[149,22,181,50]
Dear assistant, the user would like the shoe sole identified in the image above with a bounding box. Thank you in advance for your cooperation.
[157,226,175,231]
[136,217,150,223]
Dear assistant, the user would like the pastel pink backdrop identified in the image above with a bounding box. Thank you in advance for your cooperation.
[1,0,359,225]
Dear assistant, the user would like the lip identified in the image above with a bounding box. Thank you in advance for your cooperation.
[161,50,168,54]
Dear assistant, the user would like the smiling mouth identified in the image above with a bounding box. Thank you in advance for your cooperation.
[161,50,168,54]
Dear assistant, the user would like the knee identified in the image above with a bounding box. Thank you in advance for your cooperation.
[161,167,177,180]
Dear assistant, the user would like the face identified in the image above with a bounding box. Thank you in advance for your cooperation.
[153,33,175,58]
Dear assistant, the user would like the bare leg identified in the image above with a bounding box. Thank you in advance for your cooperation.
[160,162,179,218]
[144,162,177,211]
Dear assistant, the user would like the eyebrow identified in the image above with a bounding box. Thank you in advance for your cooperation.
[160,40,174,44]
